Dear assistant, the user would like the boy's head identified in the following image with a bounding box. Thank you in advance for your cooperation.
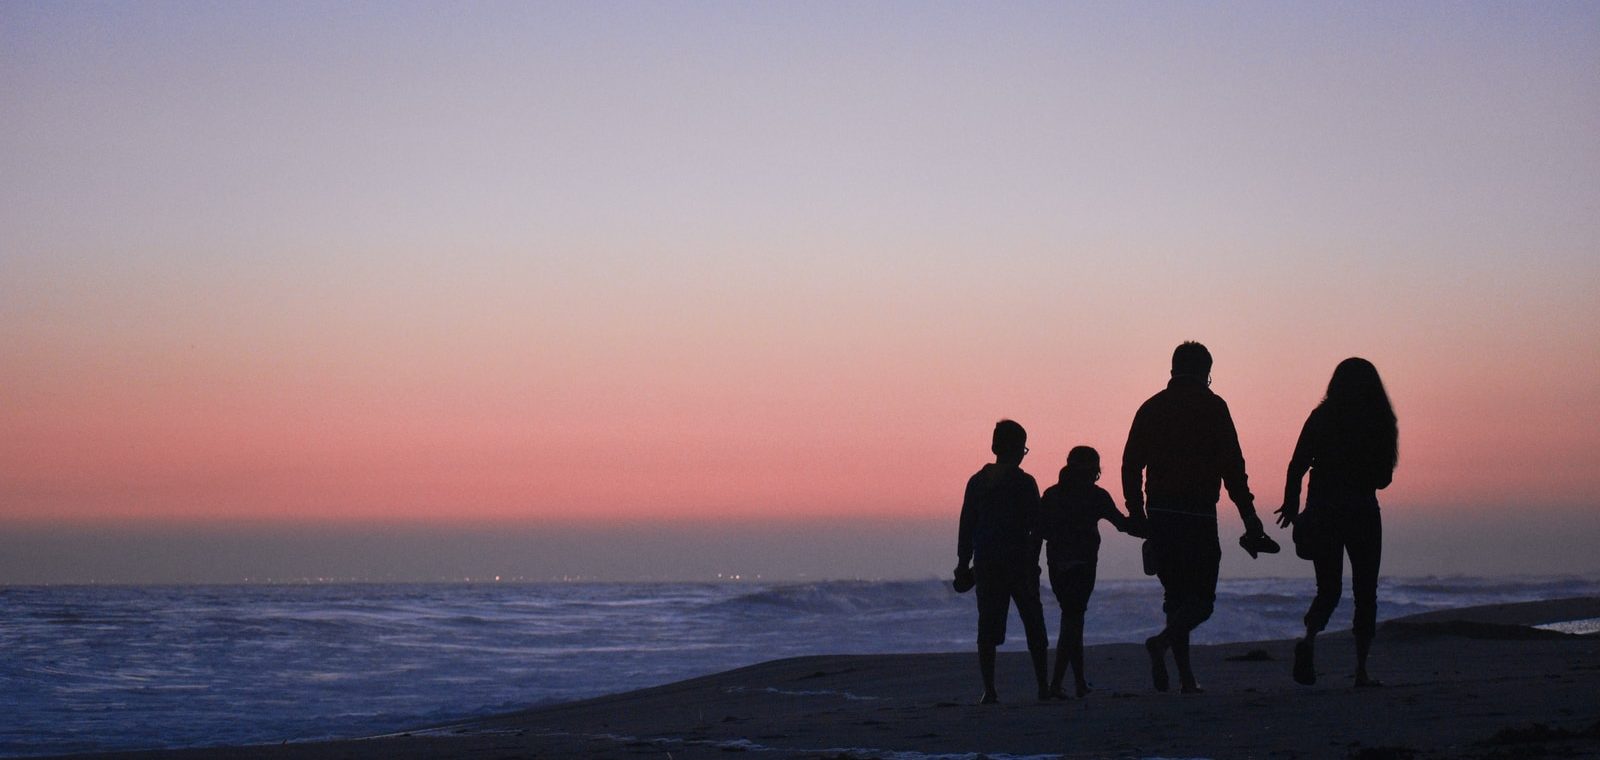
[991,419,1028,461]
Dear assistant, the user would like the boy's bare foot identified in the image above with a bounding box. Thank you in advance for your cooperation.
[1145,635,1170,692]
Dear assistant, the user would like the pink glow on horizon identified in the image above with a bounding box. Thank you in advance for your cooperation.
[3,3,1598,538]
[7,306,1597,525]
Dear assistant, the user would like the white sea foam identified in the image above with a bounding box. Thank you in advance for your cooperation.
[1534,617,1600,635]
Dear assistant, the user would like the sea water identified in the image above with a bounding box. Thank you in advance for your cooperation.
[2,575,1597,757]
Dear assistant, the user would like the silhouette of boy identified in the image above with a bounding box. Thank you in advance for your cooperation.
[1122,342,1268,693]
[955,419,1051,704]
[1039,445,1141,698]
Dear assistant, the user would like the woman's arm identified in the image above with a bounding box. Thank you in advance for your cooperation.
[1276,411,1318,528]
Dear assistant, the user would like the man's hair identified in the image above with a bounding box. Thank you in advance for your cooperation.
[1171,341,1213,378]
[991,419,1027,458]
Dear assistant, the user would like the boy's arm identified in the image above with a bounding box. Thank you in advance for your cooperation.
[1026,477,1044,564]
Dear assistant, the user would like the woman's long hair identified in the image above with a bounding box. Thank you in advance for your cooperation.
[1318,357,1398,473]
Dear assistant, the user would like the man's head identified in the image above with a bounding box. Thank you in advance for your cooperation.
[1171,341,1213,382]
[991,419,1028,462]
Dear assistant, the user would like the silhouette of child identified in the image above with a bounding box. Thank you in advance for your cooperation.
[955,420,1052,704]
[1039,446,1141,698]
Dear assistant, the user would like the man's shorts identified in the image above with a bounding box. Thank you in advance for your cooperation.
[1148,512,1222,629]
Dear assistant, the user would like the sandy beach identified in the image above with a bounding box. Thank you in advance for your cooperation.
[47,597,1600,760]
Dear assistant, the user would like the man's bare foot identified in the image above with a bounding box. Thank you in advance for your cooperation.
[1145,635,1170,692]
[978,690,999,704]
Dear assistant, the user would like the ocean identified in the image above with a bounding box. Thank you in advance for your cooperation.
[3,575,1597,757]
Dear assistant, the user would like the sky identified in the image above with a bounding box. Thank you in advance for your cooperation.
[3,2,1598,582]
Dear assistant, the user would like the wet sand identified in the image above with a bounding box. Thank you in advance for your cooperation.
[48,597,1600,759]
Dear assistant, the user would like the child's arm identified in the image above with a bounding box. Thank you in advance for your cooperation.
[1097,489,1144,538]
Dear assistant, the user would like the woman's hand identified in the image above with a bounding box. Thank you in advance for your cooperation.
[1274,504,1298,529]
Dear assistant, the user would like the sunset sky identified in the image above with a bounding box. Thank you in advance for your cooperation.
[3,2,1597,582]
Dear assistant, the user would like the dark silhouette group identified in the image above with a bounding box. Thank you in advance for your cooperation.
[954,342,1398,701]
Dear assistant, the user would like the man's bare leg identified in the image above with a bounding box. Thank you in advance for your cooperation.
[1173,629,1203,693]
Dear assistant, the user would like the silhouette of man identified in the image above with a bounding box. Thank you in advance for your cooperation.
[955,419,1051,704]
[1122,342,1267,693]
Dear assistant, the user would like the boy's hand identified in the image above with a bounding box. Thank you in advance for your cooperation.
[952,564,975,593]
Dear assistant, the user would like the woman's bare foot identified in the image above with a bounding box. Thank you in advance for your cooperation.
[1145,635,1170,692]
[1293,639,1316,686]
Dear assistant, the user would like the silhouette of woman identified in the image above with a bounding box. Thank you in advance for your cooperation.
[1275,358,1398,687]
[1039,446,1140,698]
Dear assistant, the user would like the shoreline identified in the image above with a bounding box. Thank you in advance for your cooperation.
[34,597,1600,760]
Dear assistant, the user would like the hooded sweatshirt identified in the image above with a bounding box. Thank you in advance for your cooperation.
[957,463,1043,569]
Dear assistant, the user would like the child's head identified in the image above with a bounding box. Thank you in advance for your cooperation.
[1060,445,1101,484]
[991,419,1028,462]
